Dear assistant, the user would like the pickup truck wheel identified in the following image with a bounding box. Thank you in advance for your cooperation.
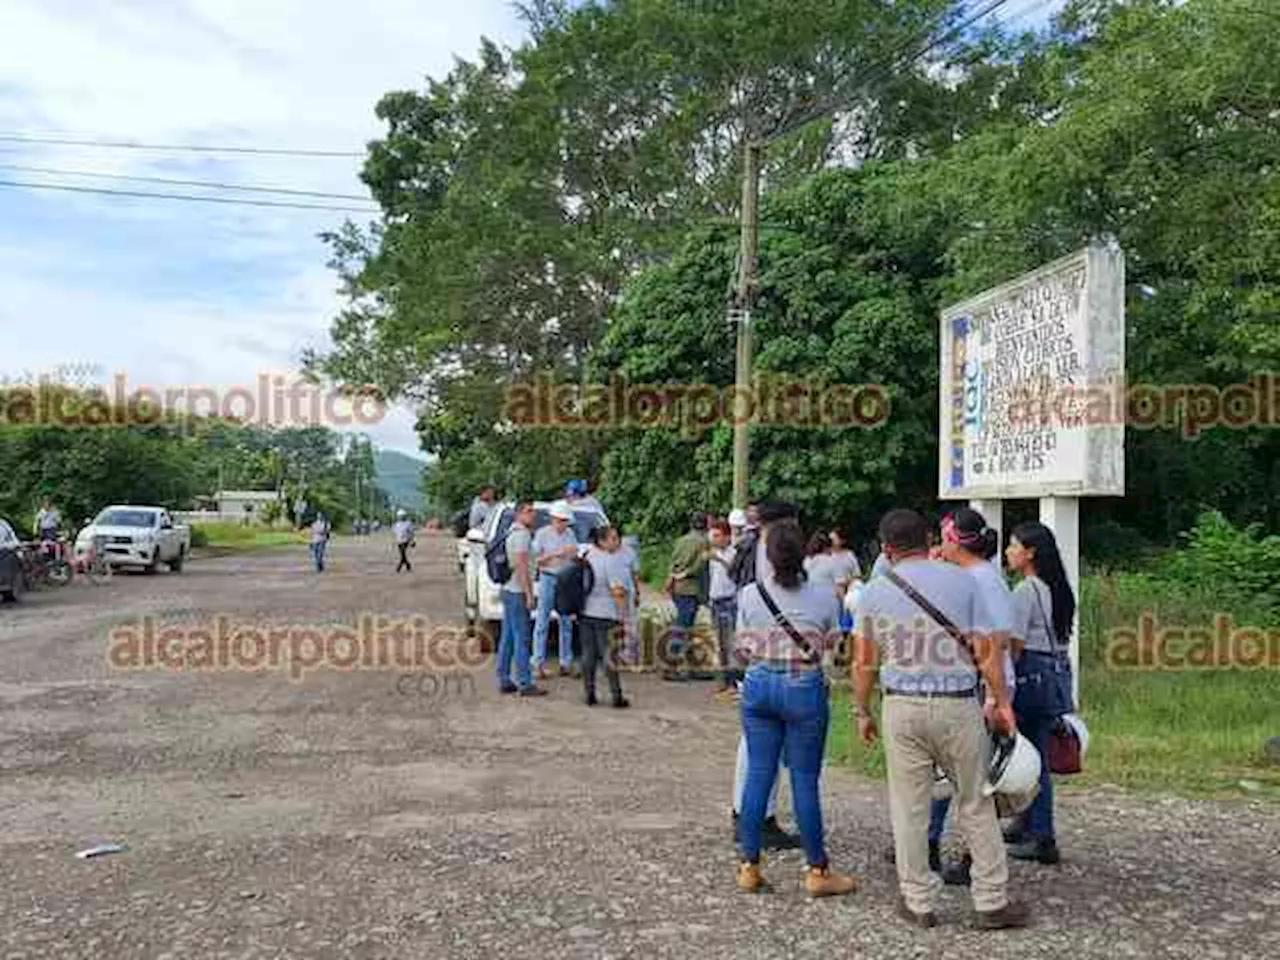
[144,550,159,574]
[168,547,185,573]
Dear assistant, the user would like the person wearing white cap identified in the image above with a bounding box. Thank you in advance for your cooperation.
[392,509,415,572]
[532,500,580,678]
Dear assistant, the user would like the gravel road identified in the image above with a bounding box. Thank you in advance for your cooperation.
[2,534,1277,958]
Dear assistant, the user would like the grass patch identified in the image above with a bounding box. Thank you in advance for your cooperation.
[191,523,307,551]
[828,571,1280,800]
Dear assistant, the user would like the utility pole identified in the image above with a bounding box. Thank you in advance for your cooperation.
[731,133,762,509]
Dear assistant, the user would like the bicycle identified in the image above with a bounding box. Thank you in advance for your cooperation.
[23,537,74,589]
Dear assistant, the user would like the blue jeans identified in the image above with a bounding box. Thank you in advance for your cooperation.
[711,597,740,684]
[532,573,573,668]
[310,541,326,571]
[928,796,950,845]
[1014,651,1071,841]
[497,590,534,690]
[737,664,830,867]
[669,594,700,665]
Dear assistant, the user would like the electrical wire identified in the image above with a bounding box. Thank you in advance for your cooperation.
[0,133,362,157]
[0,178,379,213]
[0,162,372,202]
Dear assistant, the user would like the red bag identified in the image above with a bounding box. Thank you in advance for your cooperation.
[1047,719,1083,775]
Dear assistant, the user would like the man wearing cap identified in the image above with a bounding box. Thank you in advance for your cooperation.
[392,509,415,573]
[532,500,580,679]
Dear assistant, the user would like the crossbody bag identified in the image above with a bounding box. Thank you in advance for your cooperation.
[753,581,822,667]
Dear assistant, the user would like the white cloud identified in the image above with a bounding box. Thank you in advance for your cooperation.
[0,0,529,457]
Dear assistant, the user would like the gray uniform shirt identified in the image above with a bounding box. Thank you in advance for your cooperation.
[582,546,633,621]
[855,557,991,695]
[502,524,532,594]
[533,525,578,577]
[1012,575,1059,654]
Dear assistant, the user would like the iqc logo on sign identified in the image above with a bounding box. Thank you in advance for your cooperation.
[948,315,971,489]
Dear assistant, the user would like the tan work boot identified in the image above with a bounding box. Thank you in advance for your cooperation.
[736,860,768,893]
[803,864,858,898]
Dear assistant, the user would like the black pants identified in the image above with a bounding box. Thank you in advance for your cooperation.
[579,616,623,701]
[396,543,411,572]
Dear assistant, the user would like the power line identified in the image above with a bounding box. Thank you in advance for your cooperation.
[0,178,380,213]
[772,0,1030,142]
[0,133,363,158]
[0,163,372,202]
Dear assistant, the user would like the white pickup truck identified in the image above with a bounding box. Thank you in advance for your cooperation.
[75,505,191,573]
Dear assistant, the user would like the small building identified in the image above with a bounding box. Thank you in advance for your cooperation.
[214,490,281,523]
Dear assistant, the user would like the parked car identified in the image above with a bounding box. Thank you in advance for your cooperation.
[0,518,26,602]
[74,506,191,573]
[462,501,617,653]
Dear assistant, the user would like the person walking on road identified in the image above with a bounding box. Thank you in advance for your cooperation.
[1004,521,1077,867]
[532,501,580,679]
[496,500,548,698]
[310,513,331,572]
[392,509,415,573]
[578,524,632,709]
[852,508,1028,930]
[733,517,857,898]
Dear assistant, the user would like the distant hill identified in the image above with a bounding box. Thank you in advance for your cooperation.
[374,450,428,512]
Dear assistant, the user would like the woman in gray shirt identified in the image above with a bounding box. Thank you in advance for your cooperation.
[1005,521,1077,867]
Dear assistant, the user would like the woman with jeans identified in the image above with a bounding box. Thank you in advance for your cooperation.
[734,518,856,897]
[1004,521,1076,865]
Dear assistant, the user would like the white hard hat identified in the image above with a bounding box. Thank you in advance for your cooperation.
[931,766,954,801]
[397,509,407,518]
[728,508,747,527]
[550,500,573,520]
[983,732,1042,814]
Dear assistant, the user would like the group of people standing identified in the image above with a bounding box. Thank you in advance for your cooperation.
[681,499,1076,929]
[489,484,640,709]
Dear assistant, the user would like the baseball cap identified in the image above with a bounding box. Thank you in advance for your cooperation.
[550,500,574,520]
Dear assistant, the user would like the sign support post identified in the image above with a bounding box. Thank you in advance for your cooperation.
[1039,495,1081,705]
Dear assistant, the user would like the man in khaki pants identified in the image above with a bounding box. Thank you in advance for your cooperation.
[852,509,1029,930]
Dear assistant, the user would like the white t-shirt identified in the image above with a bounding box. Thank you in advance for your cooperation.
[709,545,737,600]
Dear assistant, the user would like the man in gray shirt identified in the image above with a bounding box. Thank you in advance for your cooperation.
[496,500,547,697]
[853,508,1026,930]
[531,501,580,678]
[468,485,497,531]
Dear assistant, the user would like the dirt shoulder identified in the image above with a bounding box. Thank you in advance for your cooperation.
[2,535,1277,958]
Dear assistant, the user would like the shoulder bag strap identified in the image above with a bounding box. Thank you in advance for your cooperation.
[754,581,821,665]
[883,568,977,665]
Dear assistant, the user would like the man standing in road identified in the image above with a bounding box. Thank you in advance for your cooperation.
[497,500,548,697]
[531,501,579,679]
[34,499,61,543]
[852,508,1028,930]
[468,485,497,531]
[664,511,709,682]
[392,509,415,573]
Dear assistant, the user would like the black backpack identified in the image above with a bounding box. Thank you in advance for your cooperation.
[553,554,595,616]
[484,509,515,583]
[727,529,759,588]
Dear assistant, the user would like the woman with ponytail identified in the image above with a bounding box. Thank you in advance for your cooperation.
[1004,522,1077,865]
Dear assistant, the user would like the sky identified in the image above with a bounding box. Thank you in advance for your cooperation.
[0,0,1064,461]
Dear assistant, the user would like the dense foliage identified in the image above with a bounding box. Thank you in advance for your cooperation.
[317,0,1280,549]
